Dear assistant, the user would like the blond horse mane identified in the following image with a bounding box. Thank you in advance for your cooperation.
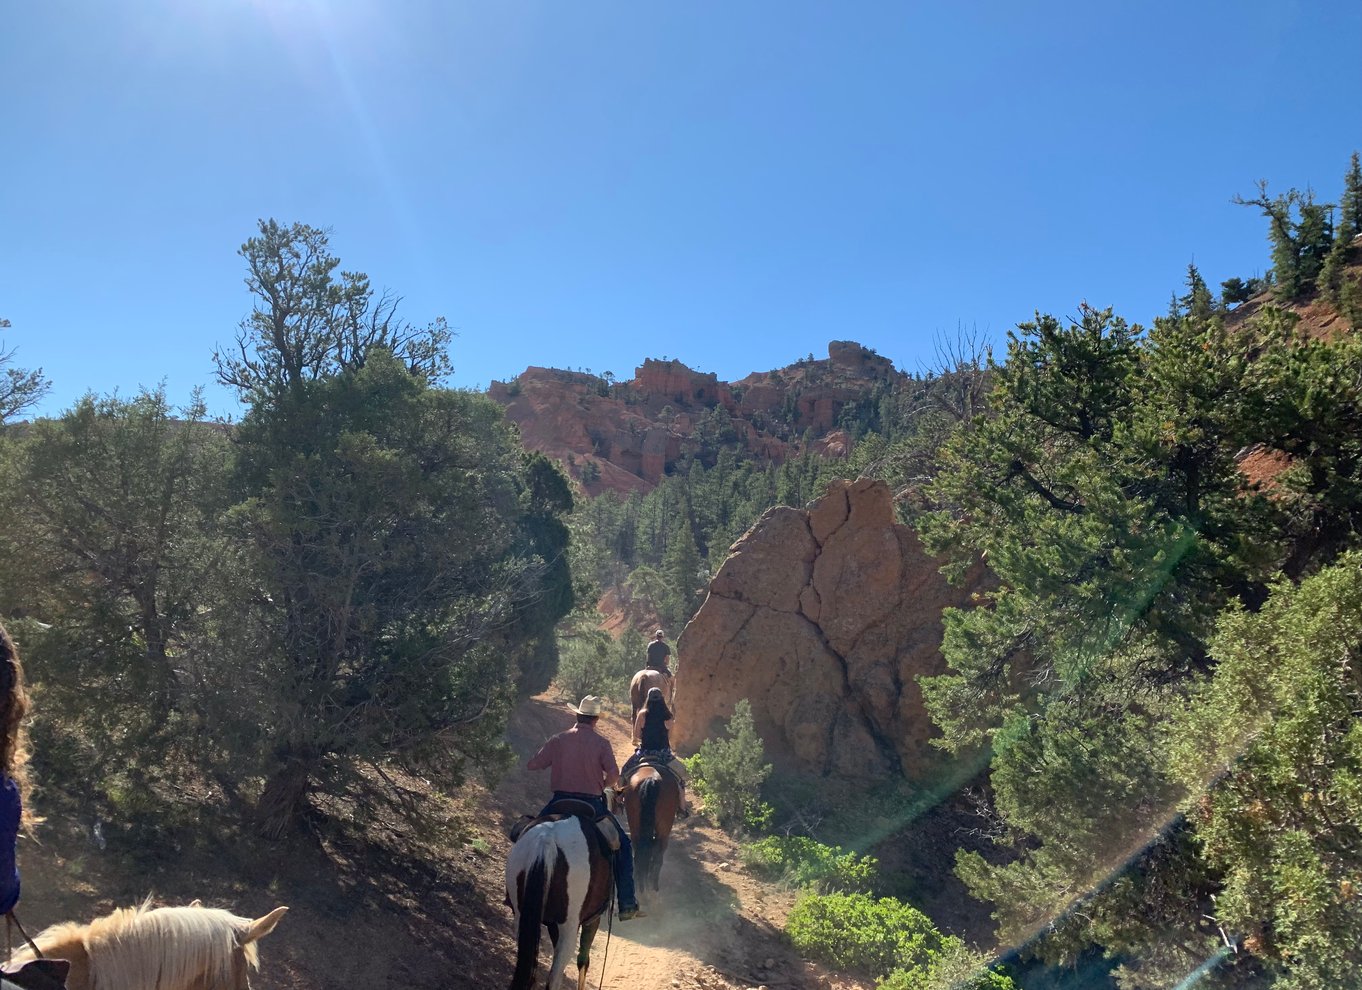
[14,900,286,990]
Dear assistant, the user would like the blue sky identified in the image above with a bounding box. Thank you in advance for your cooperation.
[4,1,1360,418]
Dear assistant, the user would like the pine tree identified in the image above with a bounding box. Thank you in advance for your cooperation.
[1179,263,1215,322]
[1341,151,1362,243]
[1234,182,1333,300]
[1220,276,1252,307]
[1297,191,1333,288]
[1320,152,1362,304]
[662,509,704,630]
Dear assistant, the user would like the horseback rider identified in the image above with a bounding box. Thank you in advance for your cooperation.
[646,629,673,676]
[526,695,645,920]
[621,687,692,817]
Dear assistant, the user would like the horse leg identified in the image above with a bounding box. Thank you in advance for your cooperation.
[651,833,669,891]
[546,923,576,989]
[575,919,601,990]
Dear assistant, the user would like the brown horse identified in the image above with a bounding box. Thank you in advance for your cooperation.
[506,810,614,990]
[629,668,673,719]
[9,900,287,990]
[616,763,681,895]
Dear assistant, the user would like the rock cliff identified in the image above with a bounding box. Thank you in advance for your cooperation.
[487,342,900,495]
[672,478,986,781]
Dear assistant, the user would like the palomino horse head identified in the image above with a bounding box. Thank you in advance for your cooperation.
[621,763,681,896]
[10,901,287,990]
[506,813,613,990]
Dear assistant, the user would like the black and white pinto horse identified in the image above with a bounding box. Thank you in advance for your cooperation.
[506,811,614,990]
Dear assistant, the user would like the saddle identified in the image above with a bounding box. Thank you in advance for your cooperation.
[508,800,622,852]
[625,755,685,791]
[0,960,70,990]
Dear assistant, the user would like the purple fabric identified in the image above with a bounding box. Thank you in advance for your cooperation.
[0,777,20,914]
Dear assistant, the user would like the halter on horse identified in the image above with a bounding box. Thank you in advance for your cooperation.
[506,805,614,990]
[614,763,681,896]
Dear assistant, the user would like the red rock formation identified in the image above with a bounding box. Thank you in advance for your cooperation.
[488,343,905,496]
[672,478,986,781]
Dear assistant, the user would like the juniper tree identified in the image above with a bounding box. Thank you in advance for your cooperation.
[0,388,230,811]
[0,319,49,423]
[218,220,573,836]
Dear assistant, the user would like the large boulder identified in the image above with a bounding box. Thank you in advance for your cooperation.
[673,478,986,780]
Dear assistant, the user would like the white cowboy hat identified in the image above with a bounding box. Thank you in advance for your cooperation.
[654,629,665,637]
[570,695,604,717]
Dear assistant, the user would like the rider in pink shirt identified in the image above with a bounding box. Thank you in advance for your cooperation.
[527,721,619,795]
[526,696,642,919]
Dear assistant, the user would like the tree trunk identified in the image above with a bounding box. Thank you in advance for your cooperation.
[255,754,315,840]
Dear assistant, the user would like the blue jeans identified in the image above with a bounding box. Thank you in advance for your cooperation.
[541,792,637,910]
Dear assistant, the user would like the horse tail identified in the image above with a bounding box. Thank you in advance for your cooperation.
[510,852,549,990]
[638,775,660,847]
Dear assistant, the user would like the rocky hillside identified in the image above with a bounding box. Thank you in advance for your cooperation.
[673,478,987,780]
[487,341,899,495]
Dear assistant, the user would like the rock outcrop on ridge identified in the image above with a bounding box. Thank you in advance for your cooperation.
[486,342,899,496]
[672,478,986,780]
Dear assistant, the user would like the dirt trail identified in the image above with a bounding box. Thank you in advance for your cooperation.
[5,692,868,990]
[493,694,869,990]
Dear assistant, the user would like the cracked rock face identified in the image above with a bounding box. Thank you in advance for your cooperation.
[673,478,985,781]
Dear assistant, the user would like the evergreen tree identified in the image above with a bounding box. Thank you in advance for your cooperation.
[662,507,704,629]
[1234,183,1334,300]
[0,320,50,423]
[1319,152,1362,304]
[218,221,574,837]
[1170,558,1362,988]
[0,388,230,813]
[1179,263,1215,323]
[917,302,1282,981]
[1220,276,1252,307]
[1341,151,1362,242]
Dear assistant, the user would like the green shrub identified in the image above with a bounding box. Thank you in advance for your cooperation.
[876,940,1016,990]
[787,892,947,977]
[742,835,877,893]
[786,891,1015,988]
[685,699,772,832]
[553,623,638,702]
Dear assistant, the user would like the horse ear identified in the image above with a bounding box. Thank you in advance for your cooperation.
[241,906,289,944]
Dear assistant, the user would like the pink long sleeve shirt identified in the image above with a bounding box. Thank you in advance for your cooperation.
[527,722,620,795]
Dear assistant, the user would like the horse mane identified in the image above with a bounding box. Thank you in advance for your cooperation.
[22,900,261,989]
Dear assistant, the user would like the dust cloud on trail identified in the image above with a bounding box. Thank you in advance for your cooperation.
[495,694,868,990]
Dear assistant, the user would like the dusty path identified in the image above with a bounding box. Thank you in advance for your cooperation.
[492,694,869,990]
